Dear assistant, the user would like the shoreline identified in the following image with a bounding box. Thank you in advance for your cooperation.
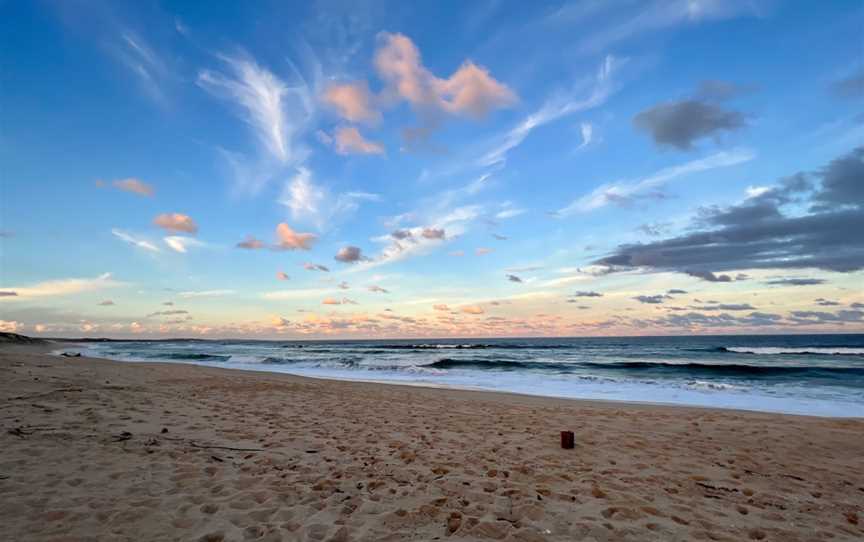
[3,342,863,541]
[56,342,864,420]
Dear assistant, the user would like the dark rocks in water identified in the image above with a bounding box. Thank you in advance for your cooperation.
[0,332,46,345]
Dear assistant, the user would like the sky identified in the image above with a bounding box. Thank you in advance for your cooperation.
[1,0,863,339]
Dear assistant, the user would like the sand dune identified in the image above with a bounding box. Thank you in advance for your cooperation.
[1,343,862,541]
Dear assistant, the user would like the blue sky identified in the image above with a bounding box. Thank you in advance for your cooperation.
[1,0,863,338]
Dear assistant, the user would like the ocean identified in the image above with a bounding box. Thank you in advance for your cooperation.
[69,334,864,417]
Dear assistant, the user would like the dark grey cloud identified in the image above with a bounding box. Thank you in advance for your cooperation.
[335,246,367,263]
[690,303,756,311]
[506,274,523,283]
[829,69,864,99]
[765,278,825,286]
[851,302,864,309]
[789,310,863,324]
[633,99,746,150]
[0,291,18,297]
[572,291,603,297]
[368,285,389,294]
[666,289,687,294]
[391,229,413,240]
[595,147,864,279]
[632,311,783,329]
[162,301,174,306]
[633,294,670,304]
[814,298,840,307]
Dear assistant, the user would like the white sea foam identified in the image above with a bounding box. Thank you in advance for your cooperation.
[726,347,864,355]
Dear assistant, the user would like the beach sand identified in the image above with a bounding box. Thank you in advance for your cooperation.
[1,342,862,541]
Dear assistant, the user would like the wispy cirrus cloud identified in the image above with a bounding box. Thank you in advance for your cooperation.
[0,273,123,300]
[198,52,317,192]
[278,167,379,231]
[478,55,618,168]
[557,148,754,215]
[112,229,160,252]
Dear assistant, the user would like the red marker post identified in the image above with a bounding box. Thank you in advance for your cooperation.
[561,430,575,449]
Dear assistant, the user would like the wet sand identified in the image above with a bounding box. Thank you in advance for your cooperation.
[1,342,862,541]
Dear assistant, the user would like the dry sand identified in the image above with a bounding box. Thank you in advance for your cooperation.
[1,342,862,541]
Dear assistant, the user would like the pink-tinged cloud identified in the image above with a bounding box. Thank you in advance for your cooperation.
[322,297,342,305]
[276,271,290,281]
[113,178,154,197]
[433,304,450,311]
[368,285,389,293]
[97,300,115,306]
[461,305,485,315]
[275,223,316,250]
[323,82,381,124]
[374,32,516,118]
[449,250,465,256]
[421,227,446,240]
[237,235,265,249]
[333,126,385,155]
[154,213,198,234]
[476,247,493,255]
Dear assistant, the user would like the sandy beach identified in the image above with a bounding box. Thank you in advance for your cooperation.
[1,341,862,542]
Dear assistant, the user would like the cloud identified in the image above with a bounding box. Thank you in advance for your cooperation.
[0,273,122,300]
[323,81,381,124]
[667,289,688,294]
[112,229,160,252]
[572,291,603,297]
[686,270,733,282]
[275,223,317,250]
[830,69,864,99]
[154,213,198,234]
[690,303,756,311]
[421,227,446,240]
[506,274,523,283]
[0,291,17,297]
[279,167,379,230]
[332,126,385,155]
[147,309,189,317]
[433,304,450,311]
[492,234,508,241]
[460,305,485,315]
[475,247,493,255]
[790,310,863,324]
[479,55,617,168]
[303,263,330,272]
[335,246,367,263]
[633,294,671,304]
[634,99,746,150]
[198,54,308,165]
[637,221,672,237]
[368,285,389,293]
[0,320,21,333]
[322,297,357,305]
[449,250,465,257]
[338,281,350,290]
[164,236,204,253]
[237,236,265,249]
[276,271,290,281]
[97,300,115,306]
[814,298,840,307]
[595,147,864,278]
[695,80,752,101]
[177,290,235,298]
[391,229,413,240]
[557,149,754,215]
[765,278,826,286]
[374,32,516,119]
[112,178,154,197]
[576,122,593,150]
